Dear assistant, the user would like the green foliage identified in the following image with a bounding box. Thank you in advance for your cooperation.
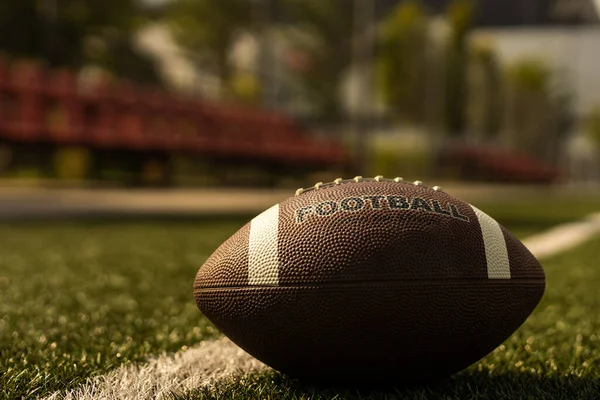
[229,71,262,104]
[507,58,552,94]
[585,106,600,148]
[166,0,252,86]
[368,131,432,179]
[0,0,160,83]
[446,0,475,39]
[285,0,355,120]
[504,57,566,161]
[444,0,475,136]
[53,147,91,181]
[377,0,429,123]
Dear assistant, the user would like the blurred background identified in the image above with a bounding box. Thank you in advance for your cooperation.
[0,0,600,194]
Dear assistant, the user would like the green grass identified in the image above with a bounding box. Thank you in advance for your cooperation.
[0,196,598,399]
[0,217,248,399]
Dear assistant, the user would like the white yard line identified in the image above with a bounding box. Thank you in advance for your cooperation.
[44,337,267,400]
[45,212,600,400]
[522,212,600,259]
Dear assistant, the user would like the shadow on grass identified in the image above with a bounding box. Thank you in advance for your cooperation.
[182,370,600,400]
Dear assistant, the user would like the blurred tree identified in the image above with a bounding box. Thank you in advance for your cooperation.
[466,37,502,141]
[444,0,475,137]
[504,58,571,163]
[0,0,160,83]
[166,0,252,91]
[229,71,261,104]
[285,0,355,121]
[505,58,550,156]
[377,0,429,124]
[507,59,551,93]
[586,107,600,149]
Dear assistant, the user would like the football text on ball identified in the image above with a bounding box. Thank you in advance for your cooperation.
[295,196,470,223]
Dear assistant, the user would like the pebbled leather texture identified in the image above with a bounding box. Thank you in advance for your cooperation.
[194,179,545,382]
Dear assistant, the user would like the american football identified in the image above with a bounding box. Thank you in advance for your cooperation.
[5,0,600,397]
[194,176,546,382]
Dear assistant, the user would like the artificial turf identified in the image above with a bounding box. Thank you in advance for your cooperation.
[0,198,598,399]
[0,218,246,399]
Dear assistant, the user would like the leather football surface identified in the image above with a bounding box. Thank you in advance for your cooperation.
[194,177,545,382]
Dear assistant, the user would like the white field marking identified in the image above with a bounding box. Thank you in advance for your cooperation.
[44,337,267,400]
[470,205,511,279]
[248,204,280,286]
[523,212,600,260]
[44,213,600,400]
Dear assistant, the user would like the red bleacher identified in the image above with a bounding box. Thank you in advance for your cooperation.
[0,59,350,169]
[441,145,561,184]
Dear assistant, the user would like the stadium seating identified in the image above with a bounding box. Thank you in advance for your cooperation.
[0,60,350,172]
[440,144,561,184]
